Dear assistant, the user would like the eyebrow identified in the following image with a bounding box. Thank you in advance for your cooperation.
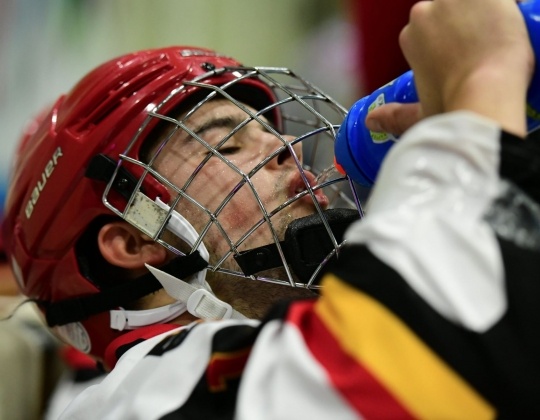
[189,115,278,147]
[193,116,243,137]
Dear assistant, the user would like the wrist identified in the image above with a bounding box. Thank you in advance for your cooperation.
[442,63,531,137]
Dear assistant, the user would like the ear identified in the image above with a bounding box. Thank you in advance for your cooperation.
[97,221,168,270]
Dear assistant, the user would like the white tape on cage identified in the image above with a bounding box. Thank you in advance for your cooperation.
[124,191,168,238]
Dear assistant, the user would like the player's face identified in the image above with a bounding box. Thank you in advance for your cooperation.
[152,99,329,265]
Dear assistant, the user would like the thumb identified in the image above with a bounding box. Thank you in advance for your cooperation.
[365,102,423,136]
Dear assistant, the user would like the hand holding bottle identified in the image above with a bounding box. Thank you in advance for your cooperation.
[364,103,422,137]
[336,0,536,187]
[400,0,533,135]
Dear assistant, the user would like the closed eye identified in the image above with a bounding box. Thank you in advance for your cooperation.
[217,146,240,155]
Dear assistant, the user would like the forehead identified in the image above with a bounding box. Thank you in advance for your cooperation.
[181,98,262,126]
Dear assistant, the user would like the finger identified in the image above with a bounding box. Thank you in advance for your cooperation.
[365,102,423,136]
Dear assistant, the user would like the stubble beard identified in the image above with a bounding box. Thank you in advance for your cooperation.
[205,203,318,320]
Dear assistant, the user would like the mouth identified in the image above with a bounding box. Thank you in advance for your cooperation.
[288,170,329,209]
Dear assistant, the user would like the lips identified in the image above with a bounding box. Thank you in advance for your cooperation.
[288,170,329,209]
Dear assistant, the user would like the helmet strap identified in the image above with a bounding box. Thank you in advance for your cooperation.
[109,300,187,331]
[155,197,210,288]
[43,251,207,327]
[145,263,246,321]
[234,208,360,283]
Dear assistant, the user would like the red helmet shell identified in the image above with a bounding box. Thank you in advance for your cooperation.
[2,46,277,359]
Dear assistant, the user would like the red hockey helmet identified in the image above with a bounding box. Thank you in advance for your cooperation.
[2,46,362,359]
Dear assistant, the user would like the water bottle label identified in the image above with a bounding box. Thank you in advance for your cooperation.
[527,103,540,124]
[368,93,397,143]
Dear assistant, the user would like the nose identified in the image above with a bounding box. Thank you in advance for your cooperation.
[265,133,303,170]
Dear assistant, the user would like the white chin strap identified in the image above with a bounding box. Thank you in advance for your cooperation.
[145,264,246,321]
[110,301,188,331]
[110,198,246,331]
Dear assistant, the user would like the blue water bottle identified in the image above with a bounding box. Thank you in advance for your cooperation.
[336,0,540,187]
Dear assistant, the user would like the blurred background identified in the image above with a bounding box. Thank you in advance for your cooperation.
[0,0,417,199]
[0,0,355,198]
[0,0,417,418]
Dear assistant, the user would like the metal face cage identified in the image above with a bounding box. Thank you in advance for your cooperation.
[103,66,366,289]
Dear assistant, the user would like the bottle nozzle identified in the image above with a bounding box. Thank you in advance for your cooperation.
[315,163,341,184]
[333,157,346,175]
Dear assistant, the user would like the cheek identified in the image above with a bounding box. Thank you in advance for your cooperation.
[174,158,288,253]
[180,162,258,229]
[195,158,274,206]
[216,171,286,245]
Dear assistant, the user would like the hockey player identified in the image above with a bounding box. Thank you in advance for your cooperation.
[3,0,540,417]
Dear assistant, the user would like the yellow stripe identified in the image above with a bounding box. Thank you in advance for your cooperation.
[316,274,495,419]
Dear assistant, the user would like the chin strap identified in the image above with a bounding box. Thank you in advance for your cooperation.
[234,208,360,282]
[109,264,246,330]
[45,251,207,328]
[155,197,210,288]
[110,301,187,330]
[145,264,247,320]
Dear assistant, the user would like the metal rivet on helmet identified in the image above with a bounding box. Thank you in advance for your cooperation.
[201,62,216,71]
